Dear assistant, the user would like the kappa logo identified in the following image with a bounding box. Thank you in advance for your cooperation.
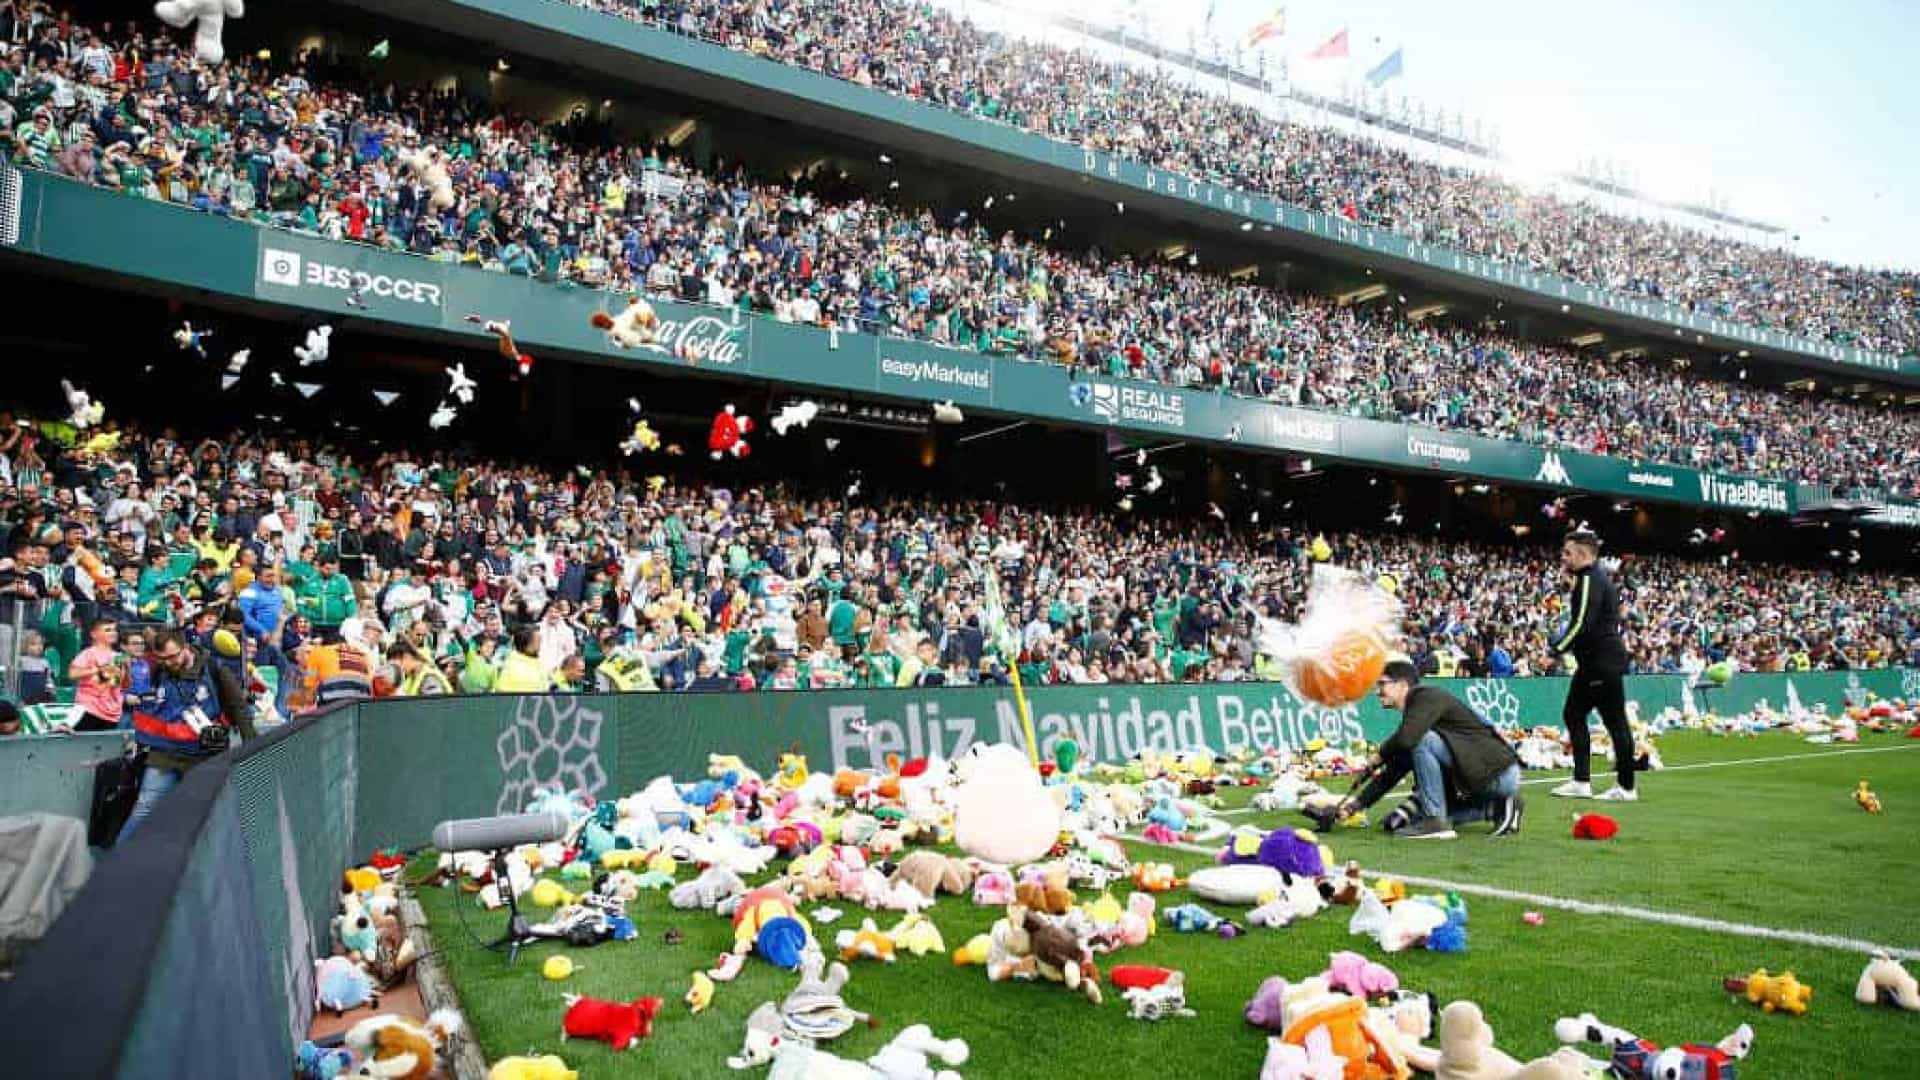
[1534,451,1572,486]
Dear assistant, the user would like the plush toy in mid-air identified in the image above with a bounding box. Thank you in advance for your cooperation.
[590,295,660,349]
[173,321,211,357]
[399,145,455,211]
[463,315,532,376]
[445,363,477,404]
[61,379,104,429]
[708,404,753,460]
[621,420,661,456]
[771,400,819,435]
[153,0,243,65]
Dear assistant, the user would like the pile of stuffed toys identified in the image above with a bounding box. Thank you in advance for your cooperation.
[388,734,1920,1079]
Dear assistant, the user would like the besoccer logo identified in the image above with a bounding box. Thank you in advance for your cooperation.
[261,248,303,286]
[1534,451,1571,486]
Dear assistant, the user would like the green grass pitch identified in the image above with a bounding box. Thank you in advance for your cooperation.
[409,733,1920,1078]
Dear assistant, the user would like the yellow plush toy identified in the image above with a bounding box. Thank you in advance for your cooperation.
[952,934,992,967]
[1725,968,1813,1015]
[488,1056,578,1080]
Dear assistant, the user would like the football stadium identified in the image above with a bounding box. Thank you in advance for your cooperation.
[0,1,1915,1076]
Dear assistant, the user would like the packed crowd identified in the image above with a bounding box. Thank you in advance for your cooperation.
[3,3,1919,496]
[566,0,1920,357]
[3,409,1914,739]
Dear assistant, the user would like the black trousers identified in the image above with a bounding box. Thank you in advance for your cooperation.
[1563,668,1634,788]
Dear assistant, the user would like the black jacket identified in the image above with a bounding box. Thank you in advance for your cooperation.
[1549,562,1627,676]
[1355,685,1519,805]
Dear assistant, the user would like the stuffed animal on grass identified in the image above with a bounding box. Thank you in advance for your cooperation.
[837,917,897,964]
[1260,1026,1344,1080]
[1022,908,1103,1004]
[487,1056,578,1080]
[153,0,243,65]
[1434,1001,1589,1080]
[1856,950,1920,1011]
[1723,968,1812,1015]
[1370,991,1440,1075]
[672,865,748,911]
[1322,950,1400,997]
[562,994,663,1050]
[1555,1013,1752,1080]
[1013,864,1074,916]
[343,1010,461,1080]
[892,851,976,898]
[1855,780,1882,814]
[954,743,1061,866]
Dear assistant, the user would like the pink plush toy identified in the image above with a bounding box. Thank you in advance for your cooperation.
[1322,950,1400,997]
[1116,892,1158,947]
[973,870,1015,906]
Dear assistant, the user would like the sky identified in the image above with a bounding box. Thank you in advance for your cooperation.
[995,0,1914,272]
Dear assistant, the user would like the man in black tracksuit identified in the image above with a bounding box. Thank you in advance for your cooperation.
[1309,661,1523,839]
[1549,529,1637,801]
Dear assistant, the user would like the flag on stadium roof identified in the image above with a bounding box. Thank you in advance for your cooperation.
[1247,7,1286,46]
[1366,47,1404,86]
[1306,28,1348,60]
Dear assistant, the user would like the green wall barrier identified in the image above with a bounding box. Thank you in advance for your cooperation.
[351,668,1920,849]
[6,169,1815,518]
[0,732,126,824]
[356,0,1920,382]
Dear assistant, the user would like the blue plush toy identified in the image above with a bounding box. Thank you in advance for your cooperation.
[1164,903,1223,933]
[295,1040,355,1079]
[1426,908,1468,953]
[334,911,378,960]
[315,955,377,1014]
[1147,798,1188,834]
[756,916,810,970]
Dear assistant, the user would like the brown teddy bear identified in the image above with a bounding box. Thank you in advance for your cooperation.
[891,851,975,898]
[1014,864,1074,916]
[1022,909,1103,1004]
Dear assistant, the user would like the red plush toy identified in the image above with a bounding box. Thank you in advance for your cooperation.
[1110,966,1180,992]
[1572,813,1619,841]
[708,405,753,459]
[561,994,663,1050]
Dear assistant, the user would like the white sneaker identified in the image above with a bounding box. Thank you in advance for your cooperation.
[1550,780,1593,799]
[1597,785,1639,802]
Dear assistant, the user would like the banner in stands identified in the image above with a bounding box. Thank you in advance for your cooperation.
[7,170,1808,517]
[349,668,1910,850]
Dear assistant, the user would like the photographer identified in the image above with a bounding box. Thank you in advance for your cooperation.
[120,628,254,843]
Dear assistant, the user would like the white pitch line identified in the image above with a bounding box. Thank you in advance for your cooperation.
[1122,831,1920,961]
[1519,741,1920,786]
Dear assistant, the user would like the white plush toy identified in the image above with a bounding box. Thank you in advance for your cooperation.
[153,0,243,65]
[772,400,820,435]
[953,743,1060,866]
[592,295,661,348]
[400,145,455,211]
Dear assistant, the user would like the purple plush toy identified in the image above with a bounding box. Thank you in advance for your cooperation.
[1220,826,1326,879]
[1244,976,1289,1031]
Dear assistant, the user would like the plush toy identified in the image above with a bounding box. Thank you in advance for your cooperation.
[1350,890,1449,953]
[892,852,975,898]
[711,951,748,982]
[887,912,947,957]
[1856,950,1920,1010]
[592,295,662,349]
[487,1056,578,1080]
[343,1010,460,1080]
[1261,1026,1345,1080]
[1189,864,1288,906]
[688,973,716,1015]
[837,917,898,963]
[673,865,748,911]
[543,956,578,981]
[315,955,378,1015]
[1023,908,1103,1004]
[1221,826,1327,879]
[866,1023,971,1079]
[334,907,379,964]
[1327,862,1367,905]
[1371,991,1441,1075]
[295,1040,355,1080]
[1555,1013,1752,1080]
[1164,903,1224,934]
[1132,863,1183,892]
[971,869,1015,906]
[1013,864,1074,916]
[60,379,104,429]
[1855,780,1882,814]
[1322,950,1400,997]
[562,994,663,1050]
[153,0,243,65]
[955,743,1062,866]
[709,405,754,459]
[398,145,455,211]
[1276,990,1411,1080]
[952,933,993,967]
[1572,813,1619,840]
[778,951,874,1043]
[772,400,819,435]
[1426,908,1469,954]
[1436,1001,1586,1080]
[1723,968,1813,1015]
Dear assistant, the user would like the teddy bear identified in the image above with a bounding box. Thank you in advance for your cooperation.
[1434,1002,1588,1080]
[153,0,244,65]
[984,903,1040,983]
[398,145,455,212]
[561,994,663,1050]
[1856,950,1920,1011]
[1370,991,1440,1074]
[590,295,661,349]
[1723,968,1812,1015]
[1013,863,1075,916]
[892,851,975,898]
[343,1010,461,1080]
